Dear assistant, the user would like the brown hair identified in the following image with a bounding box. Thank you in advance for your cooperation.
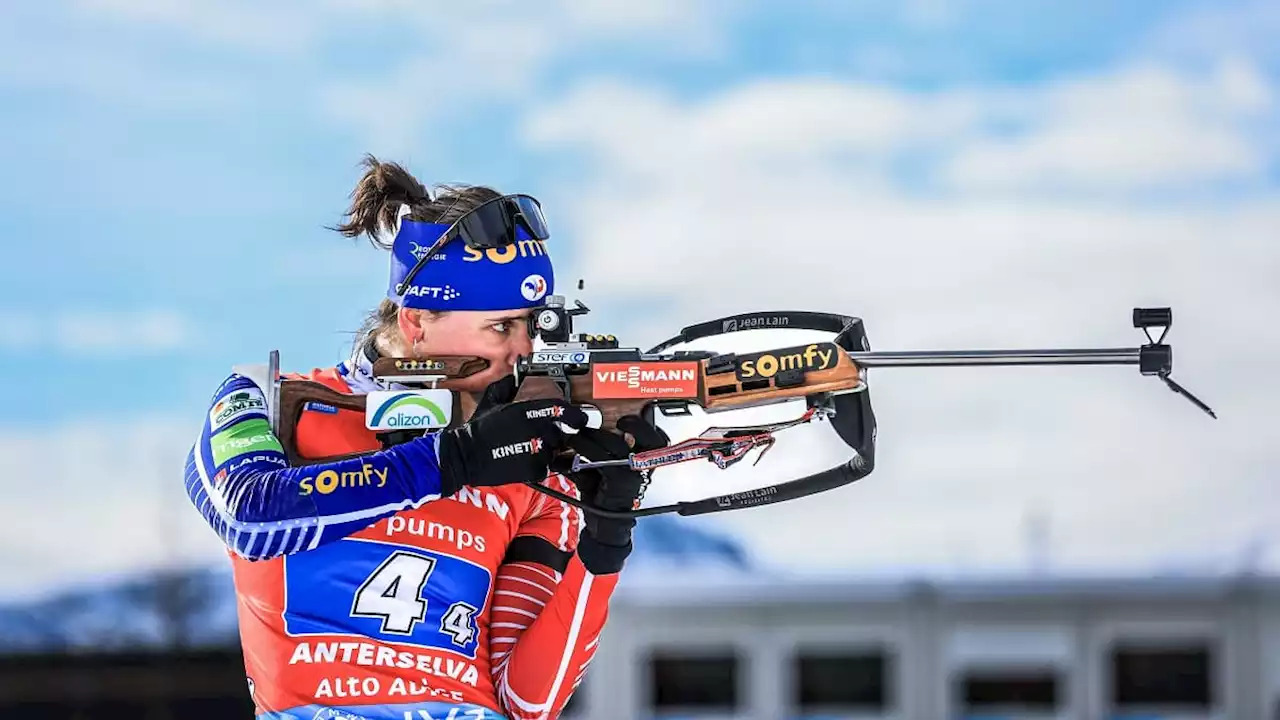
[332,154,504,350]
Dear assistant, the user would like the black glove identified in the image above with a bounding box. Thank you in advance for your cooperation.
[565,414,670,575]
[437,398,589,496]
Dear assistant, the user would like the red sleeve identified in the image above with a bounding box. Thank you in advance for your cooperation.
[488,474,618,720]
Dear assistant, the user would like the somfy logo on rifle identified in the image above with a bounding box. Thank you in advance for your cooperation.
[492,437,543,459]
[736,342,840,380]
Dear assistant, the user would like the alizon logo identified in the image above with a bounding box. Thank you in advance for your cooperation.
[365,390,454,431]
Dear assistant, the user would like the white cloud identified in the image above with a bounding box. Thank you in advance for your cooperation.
[520,60,1280,576]
[313,0,733,155]
[942,61,1275,192]
[0,309,192,356]
[527,60,1275,203]
[69,0,730,57]
[54,0,734,155]
[1144,0,1280,69]
[0,417,225,601]
[70,0,342,53]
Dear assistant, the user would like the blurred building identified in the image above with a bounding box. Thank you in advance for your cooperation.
[2,518,1278,720]
[570,571,1280,720]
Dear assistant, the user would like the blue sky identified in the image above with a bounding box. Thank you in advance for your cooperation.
[2,0,1273,421]
[1,0,1277,597]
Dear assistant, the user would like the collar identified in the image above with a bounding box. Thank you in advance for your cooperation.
[336,339,410,394]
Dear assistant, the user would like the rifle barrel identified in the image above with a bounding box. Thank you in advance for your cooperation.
[846,347,1142,368]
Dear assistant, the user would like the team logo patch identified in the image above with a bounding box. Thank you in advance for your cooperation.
[365,389,454,431]
[525,405,564,420]
[520,274,548,302]
[208,388,267,432]
[209,418,283,466]
[491,437,543,459]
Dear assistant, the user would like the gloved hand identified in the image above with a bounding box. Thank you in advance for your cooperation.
[564,415,670,575]
[436,398,589,496]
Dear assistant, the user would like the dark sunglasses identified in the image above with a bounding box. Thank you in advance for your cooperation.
[394,193,550,298]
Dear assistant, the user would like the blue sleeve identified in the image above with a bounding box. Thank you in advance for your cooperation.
[183,372,447,561]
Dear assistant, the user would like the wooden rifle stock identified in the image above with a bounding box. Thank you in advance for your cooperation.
[512,341,865,435]
[273,355,490,466]
[511,375,654,434]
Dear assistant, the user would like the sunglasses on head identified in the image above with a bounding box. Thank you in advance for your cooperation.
[394,193,550,298]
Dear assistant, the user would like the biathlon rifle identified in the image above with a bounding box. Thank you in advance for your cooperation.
[267,297,1215,519]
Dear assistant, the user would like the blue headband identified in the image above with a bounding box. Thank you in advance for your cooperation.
[387,220,555,311]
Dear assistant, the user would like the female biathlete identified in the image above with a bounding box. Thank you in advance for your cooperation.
[183,156,667,720]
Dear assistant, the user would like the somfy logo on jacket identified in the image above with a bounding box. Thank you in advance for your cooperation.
[365,389,454,431]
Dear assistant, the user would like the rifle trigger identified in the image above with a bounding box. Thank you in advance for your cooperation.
[751,435,777,466]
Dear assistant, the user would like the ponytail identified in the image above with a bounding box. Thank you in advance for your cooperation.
[333,154,507,350]
[332,154,507,249]
[331,154,433,249]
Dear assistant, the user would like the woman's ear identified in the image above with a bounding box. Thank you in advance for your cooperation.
[396,307,426,350]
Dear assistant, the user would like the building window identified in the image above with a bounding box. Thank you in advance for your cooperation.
[647,649,740,714]
[1109,641,1214,709]
[792,646,893,712]
[959,667,1060,713]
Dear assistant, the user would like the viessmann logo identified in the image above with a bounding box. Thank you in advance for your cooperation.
[591,361,700,399]
[365,390,454,431]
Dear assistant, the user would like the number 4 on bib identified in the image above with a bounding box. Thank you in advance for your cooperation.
[283,539,490,658]
[351,551,436,634]
[352,551,480,646]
